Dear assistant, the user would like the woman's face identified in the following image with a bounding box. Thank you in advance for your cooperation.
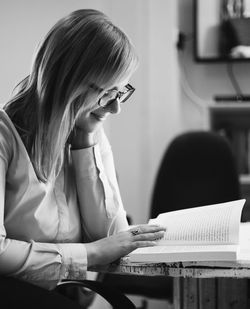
[75,78,130,133]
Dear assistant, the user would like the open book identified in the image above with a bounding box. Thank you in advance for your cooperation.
[129,199,246,263]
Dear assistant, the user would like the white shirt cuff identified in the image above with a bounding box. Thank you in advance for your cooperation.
[57,243,87,280]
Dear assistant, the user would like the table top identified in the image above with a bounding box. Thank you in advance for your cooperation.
[91,257,250,279]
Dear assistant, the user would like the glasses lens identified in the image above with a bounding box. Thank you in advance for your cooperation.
[119,84,135,103]
[119,90,132,103]
[99,90,117,107]
[98,84,135,107]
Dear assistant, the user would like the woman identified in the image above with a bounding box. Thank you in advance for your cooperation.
[0,8,165,292]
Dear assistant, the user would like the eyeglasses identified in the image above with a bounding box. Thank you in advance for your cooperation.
[94,84,135,108]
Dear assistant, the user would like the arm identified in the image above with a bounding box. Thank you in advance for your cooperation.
[0,118,165,288]
[71,127,128,241]
[70,127,166,268]
[0,158,87,290]
[96,127,129,235]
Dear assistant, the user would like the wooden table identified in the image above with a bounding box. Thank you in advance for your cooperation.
[93,258,250,309]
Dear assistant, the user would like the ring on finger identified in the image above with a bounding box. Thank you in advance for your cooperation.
[131,227,140,236]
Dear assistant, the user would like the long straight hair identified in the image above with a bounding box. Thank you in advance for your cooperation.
[4,9,139,182]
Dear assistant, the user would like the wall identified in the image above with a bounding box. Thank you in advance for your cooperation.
[0,0,180,224]
[177,0,250,131]
[108,0,180,223]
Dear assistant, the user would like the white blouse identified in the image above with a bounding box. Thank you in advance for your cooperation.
[0,110,129,289]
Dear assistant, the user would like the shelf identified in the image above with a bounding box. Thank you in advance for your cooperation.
[209,104,250,130]
[209,103,250,182]
[209,102,250,110]
[240,174,250,185]
[214,95,250,103]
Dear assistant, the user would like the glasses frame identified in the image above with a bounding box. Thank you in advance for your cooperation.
[97,83,135,108]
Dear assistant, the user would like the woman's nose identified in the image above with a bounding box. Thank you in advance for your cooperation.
[106,98,121,114]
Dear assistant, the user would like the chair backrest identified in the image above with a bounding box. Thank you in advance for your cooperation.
[150,131,241,219]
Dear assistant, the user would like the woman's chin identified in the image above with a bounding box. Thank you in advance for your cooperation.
[91,113,106,122]
[75,114,105,133]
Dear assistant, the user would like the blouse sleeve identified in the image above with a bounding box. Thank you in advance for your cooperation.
[71,127,129,241]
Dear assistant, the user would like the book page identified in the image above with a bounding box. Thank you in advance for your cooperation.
[149,199,245,245]
[237,222,250,261]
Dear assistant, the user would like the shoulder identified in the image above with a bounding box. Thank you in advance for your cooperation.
[0,109,15,163]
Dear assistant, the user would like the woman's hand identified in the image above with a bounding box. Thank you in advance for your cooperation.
[84,225,166,267]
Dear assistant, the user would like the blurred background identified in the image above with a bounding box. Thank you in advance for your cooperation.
[1,1,250,307]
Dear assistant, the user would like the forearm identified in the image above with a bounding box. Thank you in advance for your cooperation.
[71,145,114,240]
[0,237,87,290]
[71,128,129,239]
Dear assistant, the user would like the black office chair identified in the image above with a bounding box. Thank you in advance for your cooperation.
[151,130,241,218]
[55,279,136,308]
[0,275,136,309]
[102,130,241,309]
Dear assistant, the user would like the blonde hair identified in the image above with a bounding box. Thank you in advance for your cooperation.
[4,9,139,182]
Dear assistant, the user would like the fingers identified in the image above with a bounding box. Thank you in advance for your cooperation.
[129,224,166,248]
[129,224,166,234]
[132,231,165,241]
[142,224,166,232]
[132,241,158,248]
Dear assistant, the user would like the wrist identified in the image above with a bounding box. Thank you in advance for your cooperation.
[71,129,95,149]
[85,243,99,267]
